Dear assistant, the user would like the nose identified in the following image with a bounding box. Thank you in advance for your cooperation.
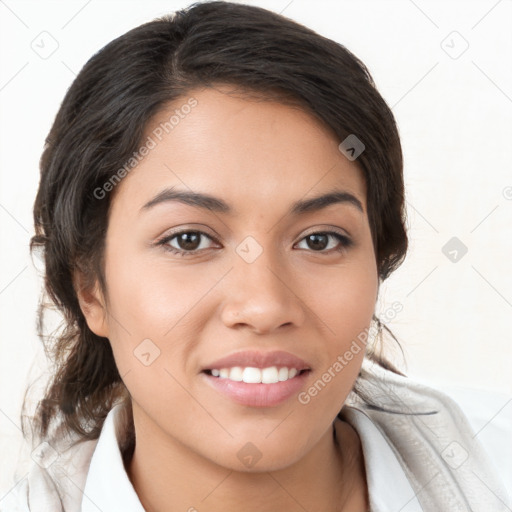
[220,248,306,335]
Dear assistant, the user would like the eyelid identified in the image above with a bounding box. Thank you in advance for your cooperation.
[298,225,351,240]
[155,224,218,241]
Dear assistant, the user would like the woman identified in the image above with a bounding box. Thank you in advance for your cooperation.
[3,1,509,511]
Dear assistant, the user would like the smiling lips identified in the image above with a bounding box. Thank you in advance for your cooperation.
[202,350,311,407]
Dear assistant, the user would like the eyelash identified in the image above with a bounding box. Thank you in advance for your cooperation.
[155,229,353,257]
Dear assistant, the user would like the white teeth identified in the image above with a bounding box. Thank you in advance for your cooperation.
[261,366,279,384]
[229,366,243,381]
[209,366,301,383]
[242,367,261,383]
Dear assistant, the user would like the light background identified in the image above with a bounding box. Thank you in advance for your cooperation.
[1,0,511,500]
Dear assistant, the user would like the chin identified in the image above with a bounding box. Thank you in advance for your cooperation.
[205,436,309,474]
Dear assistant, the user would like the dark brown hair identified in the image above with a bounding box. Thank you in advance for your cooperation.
[26,0,407,444]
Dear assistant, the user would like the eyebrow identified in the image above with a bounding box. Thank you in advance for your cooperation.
[140,187,364,215]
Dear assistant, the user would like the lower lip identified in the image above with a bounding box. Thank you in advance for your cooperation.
[202,371,310,407]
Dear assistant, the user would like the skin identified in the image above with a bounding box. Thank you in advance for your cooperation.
[77,85,378,512]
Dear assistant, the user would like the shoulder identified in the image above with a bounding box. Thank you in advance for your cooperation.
[1,433,99,512]
[1,403,134,512]
[345,359,512,511]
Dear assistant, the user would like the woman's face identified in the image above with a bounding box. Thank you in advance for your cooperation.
[82,85,378,471]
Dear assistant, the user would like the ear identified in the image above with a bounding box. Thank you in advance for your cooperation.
[74,269,109,338]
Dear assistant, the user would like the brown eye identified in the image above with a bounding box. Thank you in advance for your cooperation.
[157,230,217,256]
[296,231,353,253]
[174,232,202,251]
[305,233,329,251]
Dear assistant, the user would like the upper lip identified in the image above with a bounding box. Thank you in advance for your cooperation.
[202,350,311,371]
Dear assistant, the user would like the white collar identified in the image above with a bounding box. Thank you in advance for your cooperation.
[339,407,422,512]
[81,404,144,512]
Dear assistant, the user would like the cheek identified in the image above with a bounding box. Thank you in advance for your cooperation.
[297,264,377,412]
[101,254,203,425]
[103,239,213,333]
[100,250,235,458]
[308,252,378,342]
[332,277,376,344]
[101,245,223,380]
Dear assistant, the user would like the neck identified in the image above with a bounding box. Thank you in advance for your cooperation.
[127,408,368,512]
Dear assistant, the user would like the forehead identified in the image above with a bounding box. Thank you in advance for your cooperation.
[111,86,366,217]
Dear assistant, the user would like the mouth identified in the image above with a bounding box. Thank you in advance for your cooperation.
[201,350,312,407]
